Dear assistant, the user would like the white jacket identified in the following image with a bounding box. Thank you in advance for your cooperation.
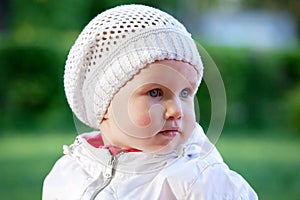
[43,124,258,200]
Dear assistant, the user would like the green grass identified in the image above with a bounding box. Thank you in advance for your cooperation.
[216,133,300,200]
[0,130,299,200]
[0,132,74,200]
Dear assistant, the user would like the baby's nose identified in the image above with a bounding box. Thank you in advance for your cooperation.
[164,99,182,120]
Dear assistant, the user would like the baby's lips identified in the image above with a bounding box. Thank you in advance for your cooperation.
[159,126,179,132]
[158,130,179,138]
[158,126,181,136]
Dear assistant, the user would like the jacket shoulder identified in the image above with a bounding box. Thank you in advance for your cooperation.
[42,155,91,200]
[160,146,257,200]
[186,161,258,200]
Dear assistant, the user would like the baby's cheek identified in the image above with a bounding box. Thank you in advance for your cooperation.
[133,113,152,127]
[134,103,166,127]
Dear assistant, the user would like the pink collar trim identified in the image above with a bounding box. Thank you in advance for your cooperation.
[83,133,141,156]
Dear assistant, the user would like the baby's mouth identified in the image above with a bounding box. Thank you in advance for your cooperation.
[158,127,180,138]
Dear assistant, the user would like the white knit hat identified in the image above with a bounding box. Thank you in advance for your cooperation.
[64,4,203,130]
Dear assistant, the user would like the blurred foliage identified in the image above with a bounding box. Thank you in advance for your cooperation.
[0,0,300,134]
[0,43,68,130]
[8,0,178,31]
[202,47,300,131]
[198,46,300,132]
[284,85,300,132]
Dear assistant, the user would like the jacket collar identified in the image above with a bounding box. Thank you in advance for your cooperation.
[67,123,219,177]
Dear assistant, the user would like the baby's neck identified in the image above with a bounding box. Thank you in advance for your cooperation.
[84,133,141,156]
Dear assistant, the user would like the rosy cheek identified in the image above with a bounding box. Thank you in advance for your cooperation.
[128,98,152,127]
[134,113,152,127]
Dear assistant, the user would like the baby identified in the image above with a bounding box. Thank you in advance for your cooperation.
[43,4,258,200]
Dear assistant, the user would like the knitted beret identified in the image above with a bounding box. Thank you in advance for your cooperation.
[64,4,203,130]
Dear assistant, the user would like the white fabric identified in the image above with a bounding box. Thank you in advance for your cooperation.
[64,4,203,129]
[43,124,258,200]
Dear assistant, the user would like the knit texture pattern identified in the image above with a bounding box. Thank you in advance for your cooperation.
[64,4,203,129]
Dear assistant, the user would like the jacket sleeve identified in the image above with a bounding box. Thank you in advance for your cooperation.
[186,162,258,200]
[42,155,91,200]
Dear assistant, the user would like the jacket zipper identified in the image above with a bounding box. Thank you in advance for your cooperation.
[90,153,123,200]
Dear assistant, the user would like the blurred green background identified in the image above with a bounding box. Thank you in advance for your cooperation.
[0,0,300,199]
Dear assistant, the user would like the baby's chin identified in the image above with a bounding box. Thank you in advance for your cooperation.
[122,129,193,154]
[138,140,185,155]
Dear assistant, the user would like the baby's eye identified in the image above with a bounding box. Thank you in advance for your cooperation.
[148,88,163,98]
[180,88,191,98]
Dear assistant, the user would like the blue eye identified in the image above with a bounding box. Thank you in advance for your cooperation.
[180,88,191,98]
[148,89,162,98]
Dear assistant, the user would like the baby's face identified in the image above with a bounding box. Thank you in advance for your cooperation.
[101,60,198,154]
